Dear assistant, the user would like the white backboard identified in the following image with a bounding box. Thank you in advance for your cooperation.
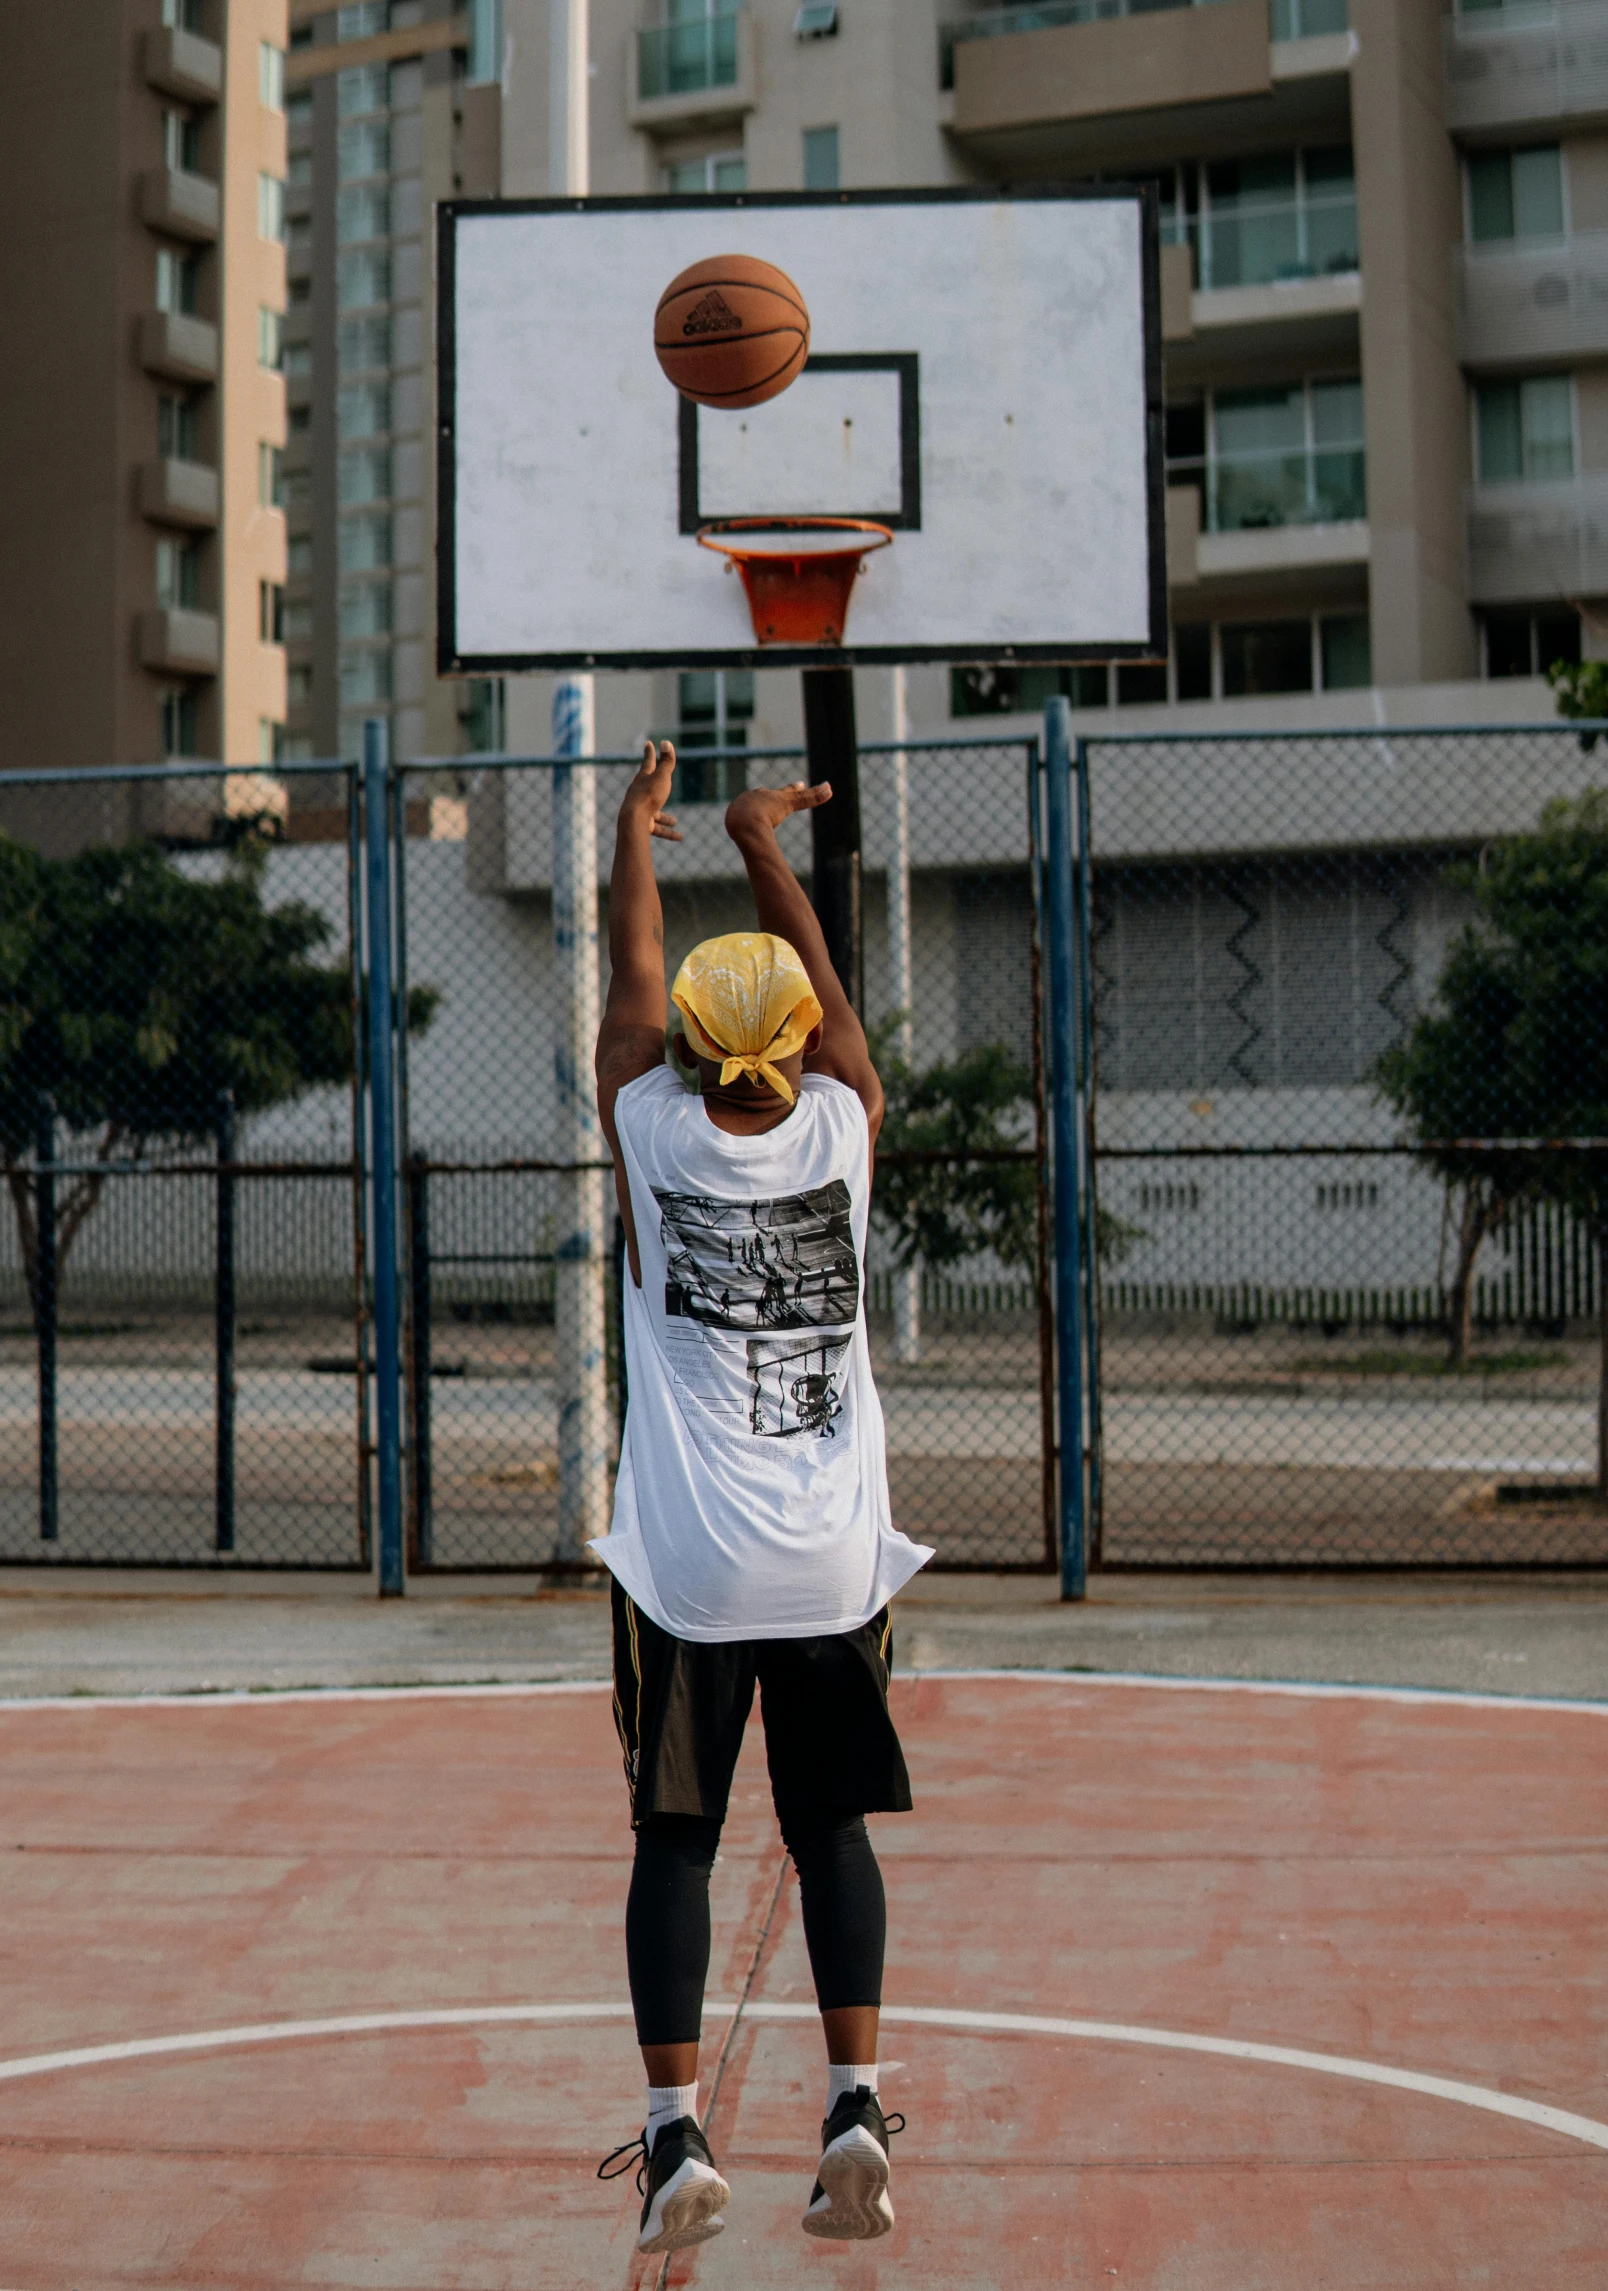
[438,188,1164,672]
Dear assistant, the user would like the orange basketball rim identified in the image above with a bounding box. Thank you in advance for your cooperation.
[697,516,893,647]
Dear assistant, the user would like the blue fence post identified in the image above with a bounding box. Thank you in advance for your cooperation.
[364,717,405,1597]
[1042,699,1087,1600]
[34,1092,57,1545]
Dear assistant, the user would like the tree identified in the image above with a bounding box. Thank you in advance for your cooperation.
[1376,792,1608,1488]
[870,1032,1144,1280]
[0,834,433,1313]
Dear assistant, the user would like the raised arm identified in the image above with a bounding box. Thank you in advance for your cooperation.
[596,742,681,1282]
[723,781,883,1143]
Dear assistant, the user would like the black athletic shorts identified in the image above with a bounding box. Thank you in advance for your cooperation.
[610,1576,912,1831]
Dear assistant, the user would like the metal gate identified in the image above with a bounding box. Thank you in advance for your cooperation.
[0,758,370,1568]
[1066,721,1608,1570]
[391,735,1054,1574]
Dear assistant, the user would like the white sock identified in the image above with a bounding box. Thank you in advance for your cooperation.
[646,2082,698,2151]
[827,2062,878,2110]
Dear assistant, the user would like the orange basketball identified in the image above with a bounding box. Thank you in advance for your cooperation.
[653,254,810,410]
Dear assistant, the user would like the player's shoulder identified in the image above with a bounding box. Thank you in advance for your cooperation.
[614,1062,681,1126]
[800,1073,872,1142]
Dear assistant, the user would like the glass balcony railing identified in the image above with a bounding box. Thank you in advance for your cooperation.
[1169,380,1367,532]
[1162,151,1358,290]
[941,0,1345,87]
[638,8,740,101]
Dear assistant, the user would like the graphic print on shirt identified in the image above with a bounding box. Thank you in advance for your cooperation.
[654,1180,860,1332]
[746,1333,851,1438]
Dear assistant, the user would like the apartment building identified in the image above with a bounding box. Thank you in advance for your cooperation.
[279,0,502,786]
[0,0,289,846]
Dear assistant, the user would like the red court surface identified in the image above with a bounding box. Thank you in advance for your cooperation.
[0,1668,1603,2288]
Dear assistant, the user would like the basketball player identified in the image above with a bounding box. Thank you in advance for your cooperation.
[592,741,932,2252]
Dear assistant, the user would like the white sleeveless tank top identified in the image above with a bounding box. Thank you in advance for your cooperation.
[589,1065,932,1642]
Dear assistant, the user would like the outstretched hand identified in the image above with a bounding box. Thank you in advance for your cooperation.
[724,780,831,842]
[622,739,682,841]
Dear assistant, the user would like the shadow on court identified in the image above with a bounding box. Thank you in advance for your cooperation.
[0,1673,1600,2287]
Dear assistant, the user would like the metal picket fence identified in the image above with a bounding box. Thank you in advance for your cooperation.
[1064,721,1608,1570]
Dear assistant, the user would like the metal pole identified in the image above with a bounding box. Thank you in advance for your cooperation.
[1073,734,1106,1561]
[552,679,610,1561]
[887,665,920,1362]
[1042,699,1087,1600]
[364,717,405,1596]
[803,665,863,1012]
[34,1093,57,1544]
[406,1155,433,1568]
[214,1089,236,1555]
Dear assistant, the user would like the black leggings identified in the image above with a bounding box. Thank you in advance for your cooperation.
[626,1810,886,2049]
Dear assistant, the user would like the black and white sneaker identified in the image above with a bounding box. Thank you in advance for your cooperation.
[801,2086,904,2241]
[598,2117,731,2255]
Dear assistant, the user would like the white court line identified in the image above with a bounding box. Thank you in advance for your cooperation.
[0,1670,1603,1716]
[0,2000,1603,2157]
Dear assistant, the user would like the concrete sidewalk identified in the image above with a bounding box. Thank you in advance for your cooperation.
[0,1564,1602,1700]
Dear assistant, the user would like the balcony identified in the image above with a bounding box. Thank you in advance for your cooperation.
[1195,516,1368,580]
[629,6,755,130]
[137,458,219,531]
[949,0,1272,137]
[141,23,222,103]
[1445,0,1608,136]
[136,309,219,382]
[138,607,220,675]
[1458,231,1608,366]
[1467,473,1608,602]
[138,166,220,244]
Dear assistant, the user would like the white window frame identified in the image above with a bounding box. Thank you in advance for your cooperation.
[259,40,286,111]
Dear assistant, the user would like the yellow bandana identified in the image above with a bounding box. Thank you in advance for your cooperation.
[671,932,823,1106]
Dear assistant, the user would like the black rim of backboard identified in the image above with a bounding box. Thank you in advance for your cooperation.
[435,183,1168,676]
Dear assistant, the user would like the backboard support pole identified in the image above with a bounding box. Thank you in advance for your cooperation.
[802,665,863,1015]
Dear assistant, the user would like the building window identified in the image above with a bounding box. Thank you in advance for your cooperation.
[257,306,284,370]
[639,2,741,103]
[803,125,840,191]
[338,63,392,118]
[1175,624,1212,700]
[257,172,286,242]
[159,686,199,758]
[339,447,393,504]
[162,0,207,29]
[259,580,286,643]
[1268,0,1348,34]
[1467,146,1564,244]
[288,149,313,192]
[340,649,393,706]
[289,275,312,307]
[340,580,393,638]
[665,152,746,193]
[1482,607,1581,677]
[259,40,285,110]
[674,670,753,800]
[950,665,1110,716]
[1476,375,1574,482]
[338,382,391,439]
[290,24,313,51]
[339,316,392,372]
[1220,618,1315,697]
[155,535,202,610]
[158,393,200,460]
[284,341,312,379]
[339,2,390,36]
[289,404,311,436]
[282,598,313,642]
[155,246,200,315]
[339,513,393,571]
[338,184,391,243]
[1320,611,1372,688]
[459,676,504,752]
[1168,379,1366,533]
[339,120,391,179]
[258,717,285,765]
[162,109,203,174]
[337,250,391,309]
[1154,147,1356,290]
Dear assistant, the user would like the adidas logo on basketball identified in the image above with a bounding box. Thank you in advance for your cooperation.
[682,290,743,338]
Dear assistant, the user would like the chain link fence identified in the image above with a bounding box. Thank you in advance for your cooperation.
[1078,725,1608,1567]
[394,738,1052,1572]
[0,762,369,1568]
